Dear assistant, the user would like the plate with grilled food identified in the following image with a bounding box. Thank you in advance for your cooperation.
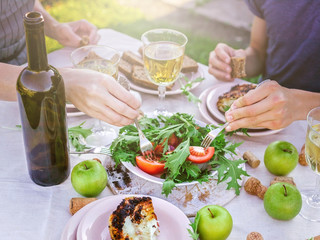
[76,195,192,240]
[199,84,283,136]
[119,50,203,95]
[206,82,256,123]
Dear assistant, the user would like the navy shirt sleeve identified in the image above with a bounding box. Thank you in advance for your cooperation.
[244,0,265,19]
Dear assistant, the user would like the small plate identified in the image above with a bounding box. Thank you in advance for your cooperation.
[66,90,141,118]
[60,198,106,240]
[206,83,242,123]
[129,67,204,95]
[66,103,86,117]
[205,82,270,131]
[198,85,283,137]
[67,108,86,117]
[76,195,192,240]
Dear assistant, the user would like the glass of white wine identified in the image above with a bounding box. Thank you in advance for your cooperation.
[71,45,120,147]
[300,106,320,222]
[141,29,188,115]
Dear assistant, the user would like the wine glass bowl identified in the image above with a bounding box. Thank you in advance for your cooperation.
[141,29,188,115]
[70,45,120,147]
[70,45,120,79]
[305,122,320,173]
[299,106,320,222]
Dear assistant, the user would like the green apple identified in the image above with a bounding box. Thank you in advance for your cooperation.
[264,182,302,220]
[71,159,108,197]
[264,140,299,176]
[197,205,233,240]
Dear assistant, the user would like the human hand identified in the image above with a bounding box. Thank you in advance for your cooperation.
[54,20,100,47]
[224,80,297,131]
[208,43,245,82]
[61,68,141,126]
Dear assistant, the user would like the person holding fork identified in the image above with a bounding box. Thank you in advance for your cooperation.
[208,0,320,132]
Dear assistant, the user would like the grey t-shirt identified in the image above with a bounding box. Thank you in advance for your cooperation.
[0,0,34,65]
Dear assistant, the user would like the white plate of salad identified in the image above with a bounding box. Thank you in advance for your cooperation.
[109,113,247,196]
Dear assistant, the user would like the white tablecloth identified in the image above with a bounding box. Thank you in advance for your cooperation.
[0,29,319,240]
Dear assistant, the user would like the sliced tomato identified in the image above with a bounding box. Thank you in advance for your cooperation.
[187,146,215,164]
[136,156,165,175]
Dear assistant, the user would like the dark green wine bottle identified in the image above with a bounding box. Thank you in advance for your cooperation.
[16,12,69,186]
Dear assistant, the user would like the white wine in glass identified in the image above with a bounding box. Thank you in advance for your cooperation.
[305,123,320,173]
[144,42,184,86]
[141,29,188,115]
[77,58,118,79]
[300,107,320,222]
[71,45,120,147]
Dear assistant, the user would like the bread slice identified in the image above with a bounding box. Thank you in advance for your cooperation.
[181,55,198,73]
[122,51,144,66]
[109,196,160,240]
[230,57,246,78]
[118,59,133,79]
[131,65,173,90]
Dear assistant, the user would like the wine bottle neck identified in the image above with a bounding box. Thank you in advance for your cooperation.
[24,12,48,72]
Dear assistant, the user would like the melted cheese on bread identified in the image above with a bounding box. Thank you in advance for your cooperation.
[109,196,160,240]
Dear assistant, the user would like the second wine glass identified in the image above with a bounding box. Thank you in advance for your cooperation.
[71,45,120,147]
[299,106,320,222]
[141,29,188,116]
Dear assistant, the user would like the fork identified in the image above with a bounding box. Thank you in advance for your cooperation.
[134,118,154,158]
[119,76,154,157]
[69,146,111,155]
[201,122,229,148]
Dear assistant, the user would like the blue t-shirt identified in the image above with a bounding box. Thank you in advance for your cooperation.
[245,0,320,92]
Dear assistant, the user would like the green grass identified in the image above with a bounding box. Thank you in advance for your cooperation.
[43,0,257,83]
[112,20,218,65]
[43,0,217,65]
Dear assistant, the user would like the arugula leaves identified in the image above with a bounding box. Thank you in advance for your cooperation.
[110,113,248,197]
[180,77,205,104]
[68,122,92,152]
[188,212,200,240]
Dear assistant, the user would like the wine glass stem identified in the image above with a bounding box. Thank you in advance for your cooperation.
[157,85,166,112]
[311,174,320,204]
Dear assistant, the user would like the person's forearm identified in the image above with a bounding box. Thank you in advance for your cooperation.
[292,89,320,120]
[244,16,268,78]
[244,46,266,78]
[0,63,24,101]
[34,0,60,39]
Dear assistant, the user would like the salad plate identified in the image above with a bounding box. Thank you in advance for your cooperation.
[76,194,192,240]
[129,67,204,95]
[120,118,218,186]
[121,160,217,186]
[110,112,247,198]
